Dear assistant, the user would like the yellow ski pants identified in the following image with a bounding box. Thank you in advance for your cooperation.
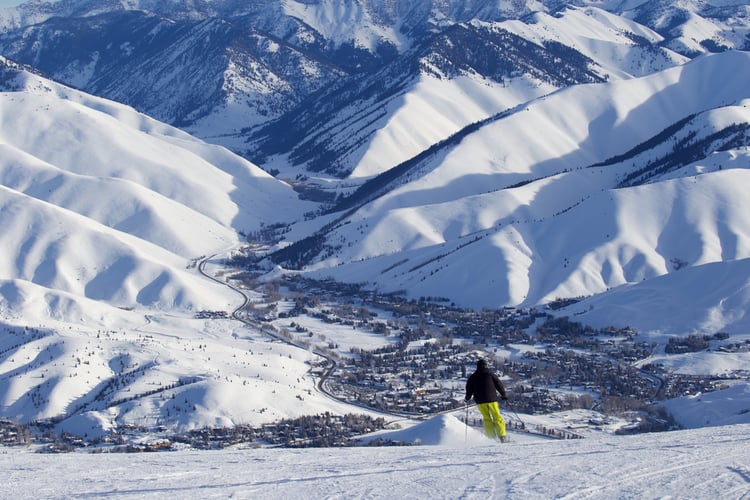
[477,401,506,439]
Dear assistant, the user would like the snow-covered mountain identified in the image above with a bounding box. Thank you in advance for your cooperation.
[0,56,311,312]
[269,50,750,330]
[247,17,615,180]
[0,0,749,439]
[0,0,744,143]
[0,58,354,434]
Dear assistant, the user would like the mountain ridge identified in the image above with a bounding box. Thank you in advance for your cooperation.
[0,56,313,313]
[275,50,750,315]
[2,0,743,151]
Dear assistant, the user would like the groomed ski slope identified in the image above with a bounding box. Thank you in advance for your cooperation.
[2,416,748,498]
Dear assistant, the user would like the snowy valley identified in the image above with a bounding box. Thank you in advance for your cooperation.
[0,0,749,497]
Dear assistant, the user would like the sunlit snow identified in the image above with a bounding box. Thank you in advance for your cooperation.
[1,418,748,499]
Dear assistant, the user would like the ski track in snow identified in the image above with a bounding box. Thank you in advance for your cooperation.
[2,422,749,499]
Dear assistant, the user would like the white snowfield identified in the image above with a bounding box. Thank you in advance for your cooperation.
[0,56,314,314]
[1,416,748,499]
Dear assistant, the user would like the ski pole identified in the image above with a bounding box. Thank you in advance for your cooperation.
[506,399,526,430]
[464,400,469,443]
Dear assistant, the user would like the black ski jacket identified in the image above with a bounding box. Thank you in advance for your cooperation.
[465,366,507,404]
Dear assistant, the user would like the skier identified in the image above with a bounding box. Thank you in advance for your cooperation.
[465,358,509,442]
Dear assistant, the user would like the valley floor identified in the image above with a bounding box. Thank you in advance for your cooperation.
[2,420,748,499]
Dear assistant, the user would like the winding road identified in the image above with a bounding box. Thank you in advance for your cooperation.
[197,252,342,401]
[196,252,465,423]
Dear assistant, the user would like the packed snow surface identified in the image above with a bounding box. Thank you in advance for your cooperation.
[2,418,749,499]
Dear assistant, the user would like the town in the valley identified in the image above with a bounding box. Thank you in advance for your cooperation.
[2,268,748,451]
